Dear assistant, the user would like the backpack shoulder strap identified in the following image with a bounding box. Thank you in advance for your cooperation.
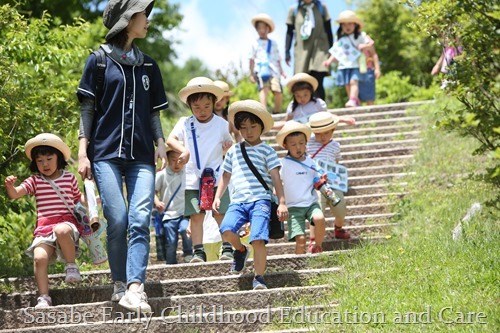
[143,53,153,81]
[92,48,106,106]
[293,1,325,18]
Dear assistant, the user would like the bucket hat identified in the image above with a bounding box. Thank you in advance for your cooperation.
[103,0,155,41]
[276,121,312,148]
[251,13,275,33]
[286,73,319,92]
[335,10,364,29]
[228,100,274,135]
[308,112,340,133]
[178,77,224,104]
[213,80,234,97]
[25,133,71,161]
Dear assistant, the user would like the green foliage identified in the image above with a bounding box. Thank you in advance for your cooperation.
[356,0,440,87]
[376,71,415,104]
[407,0,500,187]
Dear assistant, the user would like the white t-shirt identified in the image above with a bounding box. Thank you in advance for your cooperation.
[286,98,328,123]
[330,32,367,69]
[249,38,282,77]
[170,115,232,190]
[280,156,318,208]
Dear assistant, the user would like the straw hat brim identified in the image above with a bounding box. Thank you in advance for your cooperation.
[251,14,275,33]
[228,100,274,135]
[25,133,71,161]
[308,115,340,133]
[178,84,224,104]
[276,121,312,148]
[286,73,319,92]
[335,10,364,29]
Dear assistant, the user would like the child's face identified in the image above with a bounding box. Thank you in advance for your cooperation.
[314,129,335,145]
[215,96,229,112]
[35,153,60,179]
[190,95,215,123]
[255,21,270,39]
[294,88,313,106]
[341,22,356,35]
[284,134,307,160]
[167,151,183,173]
[238,118,263,145]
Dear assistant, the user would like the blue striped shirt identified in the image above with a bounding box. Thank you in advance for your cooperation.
[222,142,280,203]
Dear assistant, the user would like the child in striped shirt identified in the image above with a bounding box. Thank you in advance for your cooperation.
[4,133,84,309]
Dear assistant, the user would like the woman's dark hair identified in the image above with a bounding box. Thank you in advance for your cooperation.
[187,92,217,107]
[291,81,317,111]
[29,146,68,173]
[234,111,265,133]
[336,24,361,40]
[222,98,230,120]
[108,28,129,50]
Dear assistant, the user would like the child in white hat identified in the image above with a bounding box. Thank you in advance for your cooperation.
[5,133,83,309]
[249,13,287,114]
[323,10,374,107]
[276,122,328,254]
[213,100,288,290]
[168,77,234,264]
[307,112,351,247]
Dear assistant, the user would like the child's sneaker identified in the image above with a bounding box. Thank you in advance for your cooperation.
[35,294,52,309]
[118,283,152,313]
[231,245,250,273]
[252,276,267,290]
[111,281,127,302]
[345,98,360,108]
[307,242,316,253]
[64,263,81,283]
[334,227,351,239]
[183,254,193,263]
[190,250,207,263]
[220,246,234,260]
[310,245,323,254]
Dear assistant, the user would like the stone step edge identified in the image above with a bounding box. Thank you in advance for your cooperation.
[342,154,414,165]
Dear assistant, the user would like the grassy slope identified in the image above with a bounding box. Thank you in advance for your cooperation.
[274,100,499,332]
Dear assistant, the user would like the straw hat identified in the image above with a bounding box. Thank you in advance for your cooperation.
[178,77,224,104]
[213,80,234,97]
[286,73,319,92]
[251,13,275,33]
[25,133,71,161]
[308,112,340,133]
[228,100,274,135]
[335,10,364,29]
[103,0,155,41]
[276,121,312,148]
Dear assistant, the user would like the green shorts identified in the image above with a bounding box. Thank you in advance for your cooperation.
[184,189,230,217]
[287,203,323,241]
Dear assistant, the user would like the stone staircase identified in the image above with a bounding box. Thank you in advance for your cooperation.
[0,101,429,332]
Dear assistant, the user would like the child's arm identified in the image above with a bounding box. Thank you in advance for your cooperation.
[277,60,287,79]
[373,52,382,79]
[431,53,445,75]
[166,134,190,167]
[269,168,288,222]
[323,54,338,68]
[4,176,27,199]
[212,171,231,214]
[249,59,256,84]
[338,116,356,126]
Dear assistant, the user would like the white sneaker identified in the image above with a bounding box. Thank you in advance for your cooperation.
[35,294,52,309]
[64,263,81,283]
[111,281,127,302]
[118,283,152,313]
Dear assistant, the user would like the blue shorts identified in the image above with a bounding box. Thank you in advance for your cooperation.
[336,68,365,87]
[219,200,270,244]
[358,68,376,102]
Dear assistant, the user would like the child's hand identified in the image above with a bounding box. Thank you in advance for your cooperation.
[212,197,221,215]
[156,201,166,213]
[374,69,382,79]
[222,140,233,151]
[4,175,17,189]
[341,117,356,126]
[322,60,330,68]
[249,75,256,84]
[277,203,288,222]
[178,150,190,166]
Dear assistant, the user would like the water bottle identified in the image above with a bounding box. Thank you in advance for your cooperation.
[313,176,342,207]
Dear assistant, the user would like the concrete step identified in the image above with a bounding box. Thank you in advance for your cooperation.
[1,285,330,330]
[342,154,414,168]
[0,267,341,312]
[347,182,407,195]
[348,163,408,177]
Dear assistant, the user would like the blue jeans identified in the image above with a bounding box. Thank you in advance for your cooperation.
[93,159,154,285]
[163,216,193,264]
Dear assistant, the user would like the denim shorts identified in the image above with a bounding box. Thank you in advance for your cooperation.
[358,68,376,102]
[336,68,365,86]
[220,200,271,244]
[287,203,323,241]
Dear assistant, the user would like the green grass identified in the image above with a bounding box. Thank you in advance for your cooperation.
[271,101,500,332]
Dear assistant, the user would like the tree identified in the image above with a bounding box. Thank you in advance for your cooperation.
[408,0,500,188]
